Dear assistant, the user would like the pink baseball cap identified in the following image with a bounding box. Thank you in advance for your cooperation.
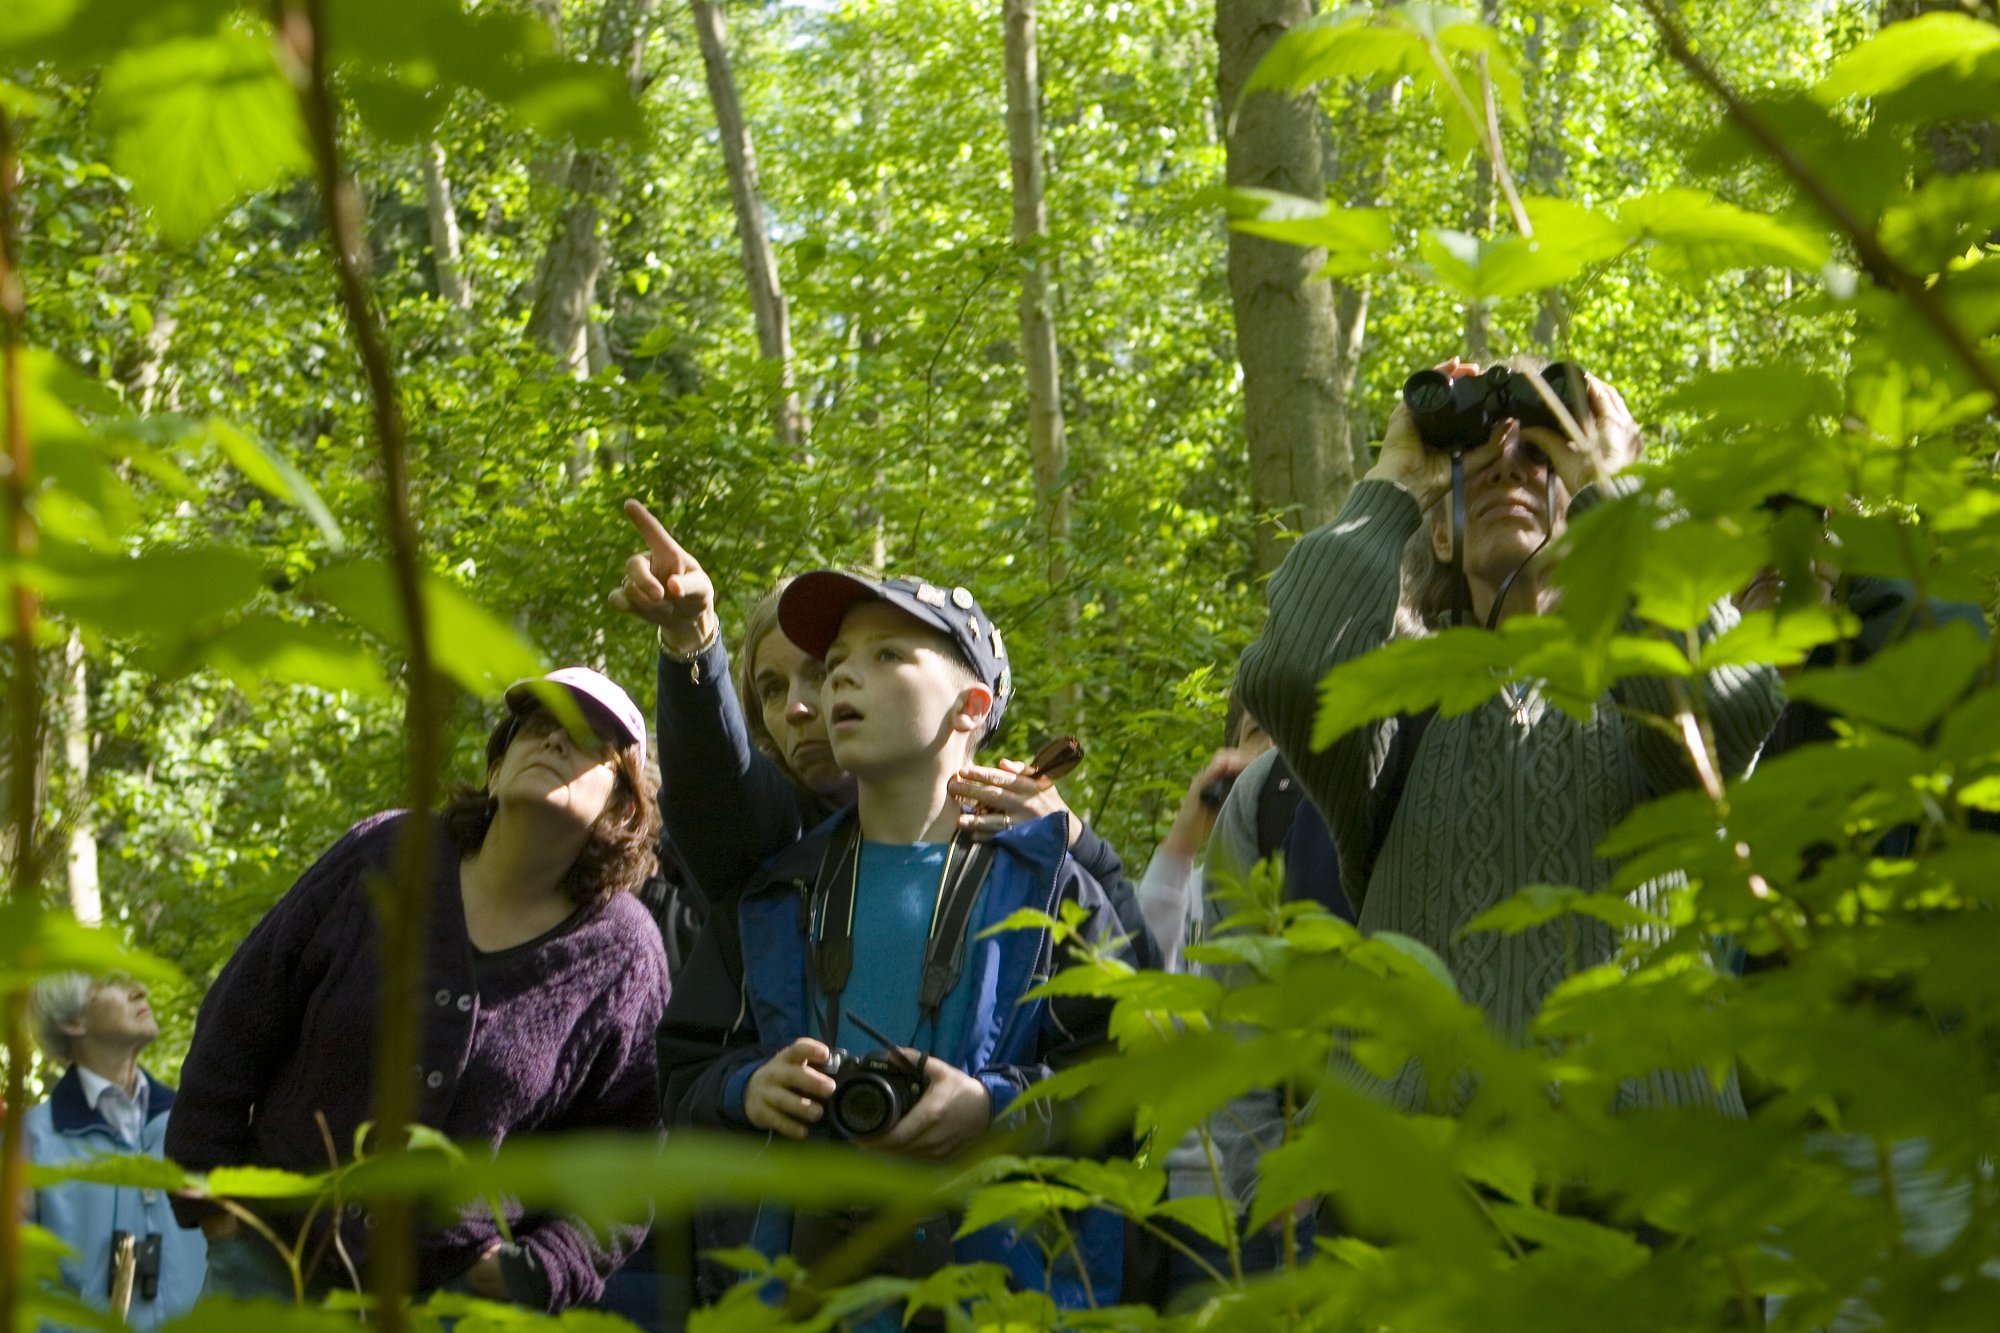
[504,667,647,771]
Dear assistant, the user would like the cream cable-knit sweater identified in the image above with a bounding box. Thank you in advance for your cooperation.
[1238,478,1781,1112]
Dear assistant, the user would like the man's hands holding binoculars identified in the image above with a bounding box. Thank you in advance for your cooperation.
[1369,358,1641,504]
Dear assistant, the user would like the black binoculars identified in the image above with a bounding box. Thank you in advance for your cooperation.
[1401,362,1588,454]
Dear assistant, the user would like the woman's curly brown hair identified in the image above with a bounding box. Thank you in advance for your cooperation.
[442,707,661,907]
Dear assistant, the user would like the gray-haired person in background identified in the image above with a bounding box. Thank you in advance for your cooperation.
[26,972,207,1329]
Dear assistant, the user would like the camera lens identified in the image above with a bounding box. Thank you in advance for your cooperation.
[831,1075,897,1138]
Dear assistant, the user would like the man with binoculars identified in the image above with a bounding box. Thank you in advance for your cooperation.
[1232,356,1782,1114]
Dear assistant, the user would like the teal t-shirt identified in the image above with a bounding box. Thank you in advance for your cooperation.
[830,841,984,1063]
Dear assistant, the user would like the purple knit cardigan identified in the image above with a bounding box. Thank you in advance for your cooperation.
[165,811,669,1310]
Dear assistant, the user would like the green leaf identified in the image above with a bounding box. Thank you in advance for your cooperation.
[1815,13,2000,103]
[343,1131,947,1228]
[1620,189,1829,276]
[33,1154,190,1191]
[161,1298,361,1333]
[41,546,267,636]
[1457,884,1666,939]
[1697,605,1855,672]
[1661,365,1844,425]
[1222,188,1394,277]
[1245,10,1425,96]
[1310,628,1519,752]
[1628,520,1766,632]
[307,560,545,698]
[1879,172,2000,275]
[206,419,347,552]
[95,29,309,243]
[186,616,389,698]
[1785,618,1988,734]
[1366,931,1462,996]
[201,1165,329,1199]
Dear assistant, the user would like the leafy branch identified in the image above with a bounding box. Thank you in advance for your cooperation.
[1632,0,2000,407]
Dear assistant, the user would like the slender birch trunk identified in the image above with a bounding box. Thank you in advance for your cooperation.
[1003,0,1077,725]
[421,139,472,315]
[691,0,804,448]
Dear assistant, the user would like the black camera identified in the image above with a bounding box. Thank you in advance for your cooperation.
[819,1011,929,1139]
[1401,361,1587,454]
[822,1046,929,1139]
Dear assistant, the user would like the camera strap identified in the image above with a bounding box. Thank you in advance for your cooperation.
[810,820,996,1046]
[1482,469,1558,631]
[1448,450,1473,626]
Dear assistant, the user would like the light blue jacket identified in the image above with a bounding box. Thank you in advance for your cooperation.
[26,1067,207,1331]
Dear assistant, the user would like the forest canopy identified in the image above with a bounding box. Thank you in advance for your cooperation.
[3,0,1999,1328]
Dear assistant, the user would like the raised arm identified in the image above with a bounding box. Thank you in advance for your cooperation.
[611,500,820,907]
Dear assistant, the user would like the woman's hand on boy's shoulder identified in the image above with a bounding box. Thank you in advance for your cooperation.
[745,1037,835,1140]
[865,1058,991,1161]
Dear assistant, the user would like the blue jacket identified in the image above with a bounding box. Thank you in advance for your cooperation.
[26,1067,207,1331]
[652,643,1162,969]
[661,808,1130,1305]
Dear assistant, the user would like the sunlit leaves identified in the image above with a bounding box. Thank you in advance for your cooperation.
[1813,12,2000,104]
[94,27,308,244]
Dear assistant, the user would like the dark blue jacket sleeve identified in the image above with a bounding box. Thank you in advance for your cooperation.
[1069,825,1163,972]
[657,902,765,1131]
[656,643,823,913]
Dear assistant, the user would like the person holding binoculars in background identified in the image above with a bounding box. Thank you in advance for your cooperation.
[1233,356,1783,1114]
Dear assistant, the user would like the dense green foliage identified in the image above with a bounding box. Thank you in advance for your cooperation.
[3,0,1999,1329]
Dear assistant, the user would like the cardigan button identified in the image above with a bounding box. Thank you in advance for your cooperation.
[426,1070,444,1090]
[456,994,472,1012]
[434,988,451,1007]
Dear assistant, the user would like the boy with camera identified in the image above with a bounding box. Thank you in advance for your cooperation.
[662,571,1130,1308]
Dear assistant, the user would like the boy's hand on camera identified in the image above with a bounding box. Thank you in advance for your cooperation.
[866,1057,991,1161]
[608,499,720,655]
[951,760,1081,845]
[745,1037,835,1139]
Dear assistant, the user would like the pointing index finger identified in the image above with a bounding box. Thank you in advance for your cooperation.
[622,498,696,574]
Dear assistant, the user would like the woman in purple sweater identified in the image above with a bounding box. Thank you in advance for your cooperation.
[167,668,670,1312]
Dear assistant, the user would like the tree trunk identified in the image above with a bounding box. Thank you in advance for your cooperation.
[58,634,98,926]
[1524,12,1585,348]
[691,0,805,449]
[1004,0,1078,725]
[1217,0,1351,574]
[526,0,657,388]
[420,139,472,315]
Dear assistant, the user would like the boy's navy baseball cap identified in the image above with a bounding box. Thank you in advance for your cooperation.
[778,571,1011,737]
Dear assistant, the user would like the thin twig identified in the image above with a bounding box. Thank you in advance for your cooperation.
[1633,0,2000,406]
[273,2,443,1328]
